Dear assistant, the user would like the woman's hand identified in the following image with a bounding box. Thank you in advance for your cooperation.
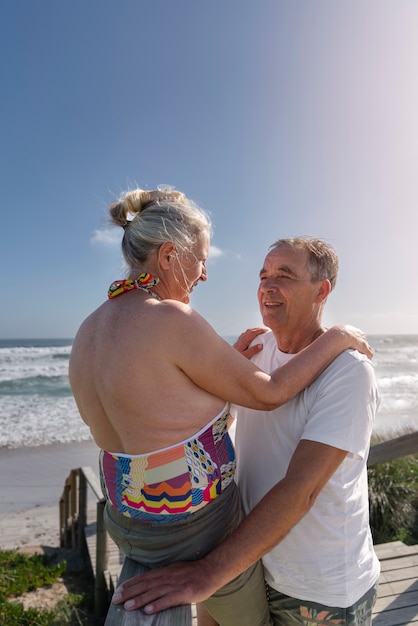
[233,327,268,360]
[330,325,374,360]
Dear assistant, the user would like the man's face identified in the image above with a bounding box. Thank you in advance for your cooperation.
[257,245,323,333]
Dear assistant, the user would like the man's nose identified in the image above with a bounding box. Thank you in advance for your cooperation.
[260,278,276,292]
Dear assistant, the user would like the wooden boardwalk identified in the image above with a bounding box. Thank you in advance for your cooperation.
[373,541,418,625]
[85,530,418,625]
[58,424,418,623]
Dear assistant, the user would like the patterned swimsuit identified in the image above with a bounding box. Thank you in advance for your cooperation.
[100,403,236,522]
[102,273,236,521]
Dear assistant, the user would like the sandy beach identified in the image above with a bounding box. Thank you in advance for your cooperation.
[0,439,100,549]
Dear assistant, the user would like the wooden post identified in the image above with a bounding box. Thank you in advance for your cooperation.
[59,495,65,547]
[78,470,88,555]
[62,482,71,547]
[104,557,192,625]
[70,470,78,548]
[59,466,195,623]
[95,498,109,617]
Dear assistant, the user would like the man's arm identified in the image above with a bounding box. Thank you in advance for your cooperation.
[112,440,347,614]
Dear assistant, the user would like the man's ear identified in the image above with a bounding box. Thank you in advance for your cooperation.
[316,279,331,303]
[158,242,176,270]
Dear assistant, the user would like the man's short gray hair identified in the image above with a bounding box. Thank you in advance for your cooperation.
[269,237,339,291]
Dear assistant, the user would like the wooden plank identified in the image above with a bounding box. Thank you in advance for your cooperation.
[372,604,418,626]
[85,522,98,575]
[372,542,418,625]
[368,430,418,466]
[375,542,418,560]
[80,465,103,500]
[374,588,418,612]
[379,563,418,583]
[377,577,418,598]
[105,605,193,626]
[84,527,125,607]
[104,557,192,625]
[380,556,418,573]
[86,517,418,626]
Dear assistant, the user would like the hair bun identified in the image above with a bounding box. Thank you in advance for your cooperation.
[109,186,187,229]
[143,189,186,208]
[125,188,185,214]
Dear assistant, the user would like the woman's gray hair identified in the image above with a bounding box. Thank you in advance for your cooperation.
[109,188,212,268]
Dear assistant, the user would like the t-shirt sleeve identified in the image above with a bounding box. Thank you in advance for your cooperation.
[301,352,380,460]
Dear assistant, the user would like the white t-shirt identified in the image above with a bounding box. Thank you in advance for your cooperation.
[234,331,381,607]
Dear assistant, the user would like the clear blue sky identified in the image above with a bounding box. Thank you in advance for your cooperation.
[2,1,418,339]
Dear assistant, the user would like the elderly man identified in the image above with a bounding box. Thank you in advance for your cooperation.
[113,237,380,626]
[231,237,380,624]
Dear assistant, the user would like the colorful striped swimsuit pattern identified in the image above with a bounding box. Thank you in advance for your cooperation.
[99,404,236,521]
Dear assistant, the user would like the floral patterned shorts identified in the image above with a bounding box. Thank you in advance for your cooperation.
[266,582,378,626]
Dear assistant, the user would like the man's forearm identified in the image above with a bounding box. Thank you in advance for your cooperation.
[197,478,308,590]
[111,477,307,614]
[199,440,347,588]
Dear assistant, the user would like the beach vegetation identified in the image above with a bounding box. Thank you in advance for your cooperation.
[368,428,418,545]
[0,550,66,600]
[0,601,55,626]
[0,549,98,625]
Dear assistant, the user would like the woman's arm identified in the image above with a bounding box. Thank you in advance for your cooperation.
[269,324,372,405]
[166,303,372,410]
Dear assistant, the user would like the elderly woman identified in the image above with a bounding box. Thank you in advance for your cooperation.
[69,187,372,626]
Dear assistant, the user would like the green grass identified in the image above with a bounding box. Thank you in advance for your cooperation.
[0,551,66,600]
[0,549,98,625]
[368,428,418,545]
[0,602,56,626]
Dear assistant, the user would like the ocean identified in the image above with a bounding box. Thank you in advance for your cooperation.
[0,335,417,449]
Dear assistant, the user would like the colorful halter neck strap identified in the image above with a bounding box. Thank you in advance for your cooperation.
[108,273,160,300]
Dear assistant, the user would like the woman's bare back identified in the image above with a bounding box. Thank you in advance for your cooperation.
[69,293,226,454]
